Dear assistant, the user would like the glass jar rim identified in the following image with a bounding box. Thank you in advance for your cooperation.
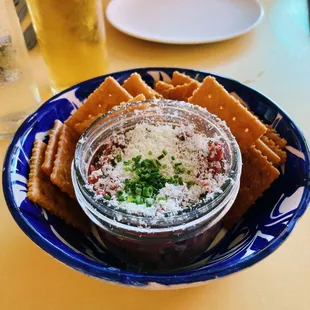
[73,100,242,232]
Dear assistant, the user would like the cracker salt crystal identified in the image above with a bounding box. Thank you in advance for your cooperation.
[27,140,90,233]
[188,76,267,149]
[224,146,280,228]
[42,120,63,176]
[122,73,162,99]
[50,124,79,200]
[65,76,133,130]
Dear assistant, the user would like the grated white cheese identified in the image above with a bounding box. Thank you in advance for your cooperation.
[87,122,228,218]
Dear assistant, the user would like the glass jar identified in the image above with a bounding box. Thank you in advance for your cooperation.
[72,100,242,272]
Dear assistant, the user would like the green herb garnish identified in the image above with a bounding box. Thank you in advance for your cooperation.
[187,181,195,188]
[118,154,193,206]
[116,154,122,162]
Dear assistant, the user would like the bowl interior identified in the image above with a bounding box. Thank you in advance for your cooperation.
[3,67,310,287]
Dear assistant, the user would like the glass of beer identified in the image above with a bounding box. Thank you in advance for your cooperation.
[26,0,109,92]
[0,0,40,139]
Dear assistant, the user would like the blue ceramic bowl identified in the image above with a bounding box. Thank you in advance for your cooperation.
[3,68,310,289]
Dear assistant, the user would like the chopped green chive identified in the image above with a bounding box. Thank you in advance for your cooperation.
[174,162,182,167]
[157,154,165,160]
[135,186,142,195]
[133,155,142,163]
[135,195,142,204]
[141,173,151,180]
[156,159,162,167]
[177,168,185,174]
[142,186,153,197]
[117,190,124,197]
[104,194,111,200]
[171,156,175,161]
[187,181,195,188]
[187,170,191,175]
[162,164,167,169]
[116,154,122,162]
[127,195,135,202]
[162,149,168,156]
[148,151,152,156]
[118,195,126,201]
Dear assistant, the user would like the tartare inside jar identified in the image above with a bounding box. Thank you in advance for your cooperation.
[86,121,230,219]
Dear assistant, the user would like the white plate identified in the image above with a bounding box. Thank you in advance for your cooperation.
[106,0,264,44]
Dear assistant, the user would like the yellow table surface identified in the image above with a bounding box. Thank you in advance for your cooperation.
[1,0,309,309]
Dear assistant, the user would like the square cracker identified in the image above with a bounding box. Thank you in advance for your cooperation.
[224,146,280,228]
[120,93,146,105]
[65,77,133,129]
[261,135,287,164]
[27,140,89,233]
[171,71,199,86]
[265,125,287,149]
[254,138,281,166]
[154,81,173,98]
[188,76,267,149]
[74,94,147,135]
[230,92,287,164]
[50,124,79,200]
[122,73,162,99]
[163,81,200,102]
[74,114,102,135]
[41,120,63,176]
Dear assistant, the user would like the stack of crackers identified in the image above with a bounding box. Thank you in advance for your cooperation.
[27,74,162,233]
[27,71,287,233]
[155,72,287,227]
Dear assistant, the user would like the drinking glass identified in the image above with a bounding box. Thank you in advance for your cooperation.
[0,0,40,139]
[26,0,109,93]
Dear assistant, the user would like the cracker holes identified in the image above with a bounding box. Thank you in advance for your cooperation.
[232,117,236,121]
[245,128,249,133]
[208,94,212,99]
[220,106,224,110]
